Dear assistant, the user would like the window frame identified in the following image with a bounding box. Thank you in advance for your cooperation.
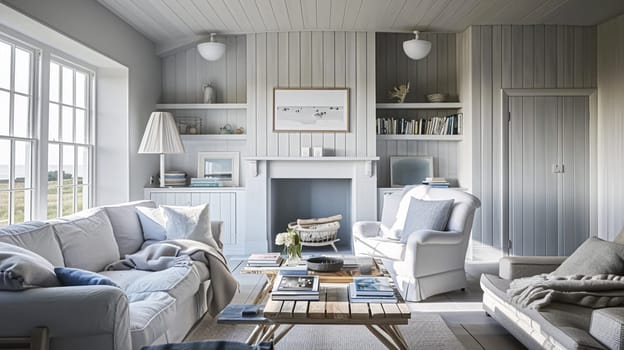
[46,56,95,218]
[0,33,38,225]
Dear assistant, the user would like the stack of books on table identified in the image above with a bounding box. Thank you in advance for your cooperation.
[247,253,283,267]
[422,177,450,188]
[164,171,187,187]
[271,275,320,301]
[190,178,221,187]
[349,277,398,303]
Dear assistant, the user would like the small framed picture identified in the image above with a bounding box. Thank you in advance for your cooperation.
[197,152,240,187]
[390,156,434,187]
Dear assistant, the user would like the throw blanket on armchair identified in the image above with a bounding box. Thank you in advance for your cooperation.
[106,239,238,316]
[507,274,624,310]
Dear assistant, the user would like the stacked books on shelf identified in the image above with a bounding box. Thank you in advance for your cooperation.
[376,113,462,135]
[247,253,283,267]
[164,171,187,187]
[421,177,450,188]
[348,277,397,303]
[271,275,320,301]
[190,178,221,187]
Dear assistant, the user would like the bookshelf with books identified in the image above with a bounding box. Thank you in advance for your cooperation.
[376,113,462,141]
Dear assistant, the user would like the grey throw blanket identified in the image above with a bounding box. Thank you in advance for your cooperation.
[106,239,238,316]
[508,274,624,310]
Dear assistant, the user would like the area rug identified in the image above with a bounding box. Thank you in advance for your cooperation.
[186,312,465,350]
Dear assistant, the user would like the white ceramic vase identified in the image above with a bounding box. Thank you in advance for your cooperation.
[203,83,215,103]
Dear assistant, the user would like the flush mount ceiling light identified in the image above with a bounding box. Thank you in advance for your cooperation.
[197,33,225,61]
[403,31,432,60]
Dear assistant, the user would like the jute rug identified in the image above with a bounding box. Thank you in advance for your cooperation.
[186,313,465,349]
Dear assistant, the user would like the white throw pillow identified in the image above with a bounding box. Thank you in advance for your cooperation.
[136,206,168,241]
[136,204,218,249]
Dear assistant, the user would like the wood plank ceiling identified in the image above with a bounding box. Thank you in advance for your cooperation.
[97,0,624,54]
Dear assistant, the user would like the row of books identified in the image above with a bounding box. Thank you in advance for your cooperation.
[376,113,463,135]
[272,275,320,301]
[422,176,450,188]
[190,178,222,187]
[348,277,397,303]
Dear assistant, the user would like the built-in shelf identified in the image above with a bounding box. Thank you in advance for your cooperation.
[376,102,462,109]
[379,187,469,191]
[180,134,247,141]
[144,187,245,193]
[156,103,247,110]
[376,135,462,141]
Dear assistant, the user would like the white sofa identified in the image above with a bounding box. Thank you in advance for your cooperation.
[0,200,224,350]
[353,185,481,301]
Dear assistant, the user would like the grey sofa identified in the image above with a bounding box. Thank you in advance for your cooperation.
[481,256,624,350]
[0,200,224,350]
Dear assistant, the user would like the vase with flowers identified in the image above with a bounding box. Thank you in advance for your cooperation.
[275,228,302,266]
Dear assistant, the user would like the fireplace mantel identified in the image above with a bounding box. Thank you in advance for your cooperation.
[244,156,379,177]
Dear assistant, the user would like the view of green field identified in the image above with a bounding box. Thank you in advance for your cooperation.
[0,176,85,225]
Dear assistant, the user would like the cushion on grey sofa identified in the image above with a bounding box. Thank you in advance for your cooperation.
[52,209,120,272]
[590,308,624,350]
[125,266,200,300]
[127,291,176,349]
[104,200,156,257]
[0,221,64,266]
[0,242,59,290]
[552,237,624,277]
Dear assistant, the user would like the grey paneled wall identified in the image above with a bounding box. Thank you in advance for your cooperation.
[376,32,457,102]
[597,14,624,240]
[246,32,376,157]
[376,33,459,187]
[160,36,247,132]
[468,25,596,249]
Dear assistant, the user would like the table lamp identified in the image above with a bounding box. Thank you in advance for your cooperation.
[138,111,185,187]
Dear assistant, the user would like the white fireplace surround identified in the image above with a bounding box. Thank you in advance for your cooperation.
[244,157,379,253]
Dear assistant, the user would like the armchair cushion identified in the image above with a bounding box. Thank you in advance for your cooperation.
[590,308,624,350]
[0,242,60,290]
[552,237,624,277]
[398,198,454,243]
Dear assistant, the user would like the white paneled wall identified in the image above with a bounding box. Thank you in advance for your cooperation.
[466,25,597,250]
[246,31,376,157]
[597,14,624,240]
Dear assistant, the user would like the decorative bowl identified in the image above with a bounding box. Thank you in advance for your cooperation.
[307,256,344,272]
[425,93,448,103]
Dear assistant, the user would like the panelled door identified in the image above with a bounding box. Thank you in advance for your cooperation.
[509,95,589,256]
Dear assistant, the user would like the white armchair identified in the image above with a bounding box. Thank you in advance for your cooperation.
[353,185,481,301]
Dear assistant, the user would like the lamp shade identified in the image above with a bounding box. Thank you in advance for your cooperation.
[197,33,225,61]
[138,112,184,154]
[403,31,432,60]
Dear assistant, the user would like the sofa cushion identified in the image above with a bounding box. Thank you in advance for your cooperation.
[98,270,153,290]
[590,308,624,350]
[127,291,176,349]
[0,222,64,266]
[104,200,156,257]
[552,237,624,276]
[136,207,168,241]
[397,198,454,243]
[353,235,406,261]
[0,242,59,290]
[125,266,200,300]
[52,209,120,272]
[55,267,120,287]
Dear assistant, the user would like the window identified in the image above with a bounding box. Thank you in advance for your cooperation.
[0,36,35,225]
[47,60,92,218]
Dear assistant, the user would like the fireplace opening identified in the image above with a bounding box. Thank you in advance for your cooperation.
[270,179,352,253]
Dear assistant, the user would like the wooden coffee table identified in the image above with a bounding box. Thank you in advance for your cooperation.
[223,257,412,350]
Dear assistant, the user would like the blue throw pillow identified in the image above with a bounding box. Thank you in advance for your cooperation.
[54,267,120,288]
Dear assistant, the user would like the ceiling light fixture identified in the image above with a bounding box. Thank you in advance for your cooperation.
[197,33,225,61]
[403,31,432,60]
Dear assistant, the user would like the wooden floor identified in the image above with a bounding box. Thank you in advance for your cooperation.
[227,257,526,350]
